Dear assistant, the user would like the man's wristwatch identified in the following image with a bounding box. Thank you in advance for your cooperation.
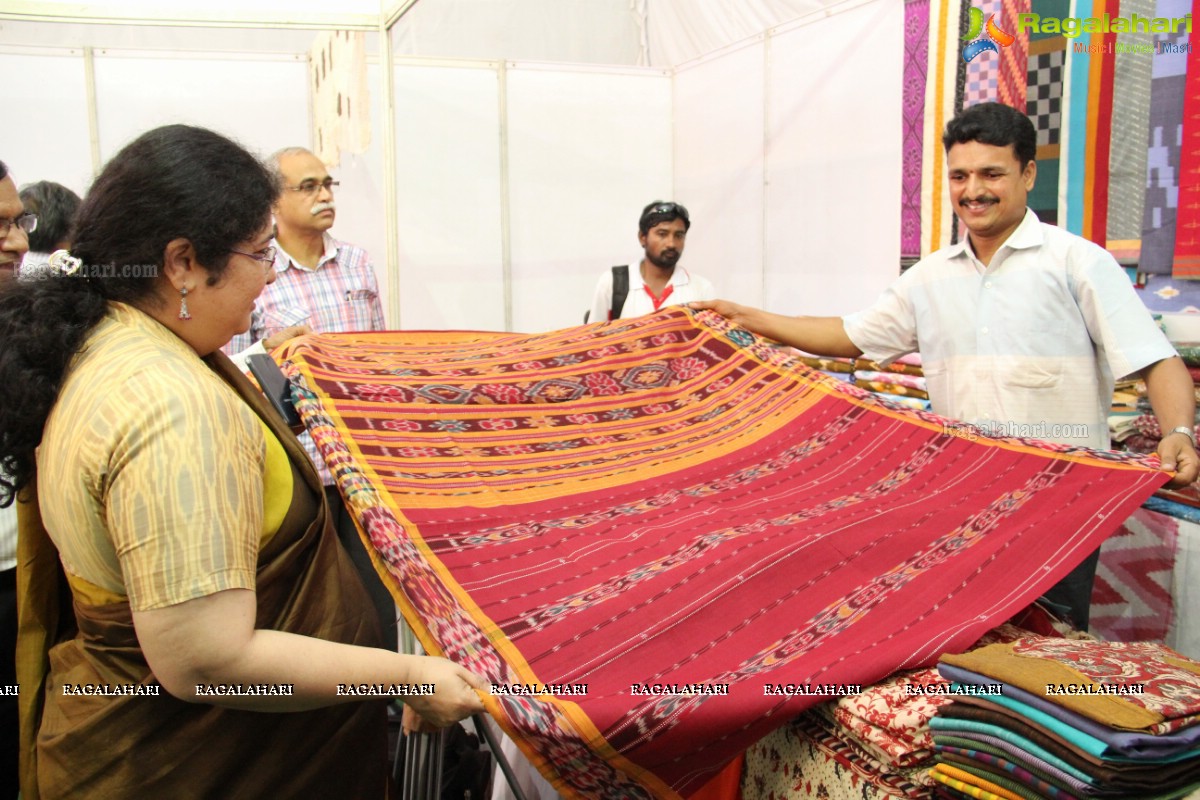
[1167,426,1197,447]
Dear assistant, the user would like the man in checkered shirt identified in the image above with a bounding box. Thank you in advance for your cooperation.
[227,147,385,367]
[226,147,393,643]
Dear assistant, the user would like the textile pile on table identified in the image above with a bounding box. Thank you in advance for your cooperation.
[278,307,1168,800]
[741,610,1093,800]
[932,640,1200,799]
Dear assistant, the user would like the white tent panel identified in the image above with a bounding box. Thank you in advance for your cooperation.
[389,0,645,66]
[0,19,375,54]
[0,50,94,194]
[762,0,902,317]
[505,66,673,333]
[3,0,379,28]
[673,40,766,309]
[91,51,308,162]
[392,62,505,332]
[648,0,845,68]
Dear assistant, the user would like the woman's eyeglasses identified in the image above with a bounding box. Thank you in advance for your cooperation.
[229,245,278,268]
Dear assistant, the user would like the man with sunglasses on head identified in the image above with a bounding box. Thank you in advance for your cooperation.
[587,200,715,322]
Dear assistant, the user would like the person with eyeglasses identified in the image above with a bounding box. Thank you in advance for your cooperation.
[586,200,716,323]
[226,146,383,376]
[0,157,27,800]
[0,160,35,281]
[17,180,82,278]
[0,128,485,799]
[224,146,394,656]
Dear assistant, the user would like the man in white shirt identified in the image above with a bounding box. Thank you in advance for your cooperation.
[693,103,1198,630]
[587,201,715,322]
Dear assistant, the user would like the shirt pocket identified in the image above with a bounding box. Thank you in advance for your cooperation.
[1000,319,1066,390]
[344,288,377,331]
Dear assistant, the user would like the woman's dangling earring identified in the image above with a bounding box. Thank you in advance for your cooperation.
[178,287,192,321]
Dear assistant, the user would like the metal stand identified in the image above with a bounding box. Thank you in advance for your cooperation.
[395,623,532,800]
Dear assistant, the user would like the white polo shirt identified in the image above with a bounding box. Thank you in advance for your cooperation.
[842,209,1175,449]
[588,261,716,322]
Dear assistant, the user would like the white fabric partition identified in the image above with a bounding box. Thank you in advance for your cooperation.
[91,52,308,164]
[648,0,836,67]
[3,0,899,332]
[1,50,95,194]
[391,62,505,332]
[505,65,673,333]
[389,0,645,67]
[672,0,904,317]
[673,41,766,310]
[761,0,903,316]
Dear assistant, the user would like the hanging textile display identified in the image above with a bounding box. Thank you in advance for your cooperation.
[1171,12,1200,277]
[996,0,1029,109]
[902,0,931,259]
[278,308,1168,800]
[921,0,964,255]
[1106,0,1156,263]
[1141,0,1192,274]
[308,29,371,168]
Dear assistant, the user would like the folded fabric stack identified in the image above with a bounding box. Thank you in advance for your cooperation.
[793,354,858,384]
[789,351,930,408]
[930,639,1200,800]
[852,354,931,411]
[742,611,1091,799]
[1110,399,1200,457]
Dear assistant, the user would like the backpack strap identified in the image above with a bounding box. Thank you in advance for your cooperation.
[610,264,630,320]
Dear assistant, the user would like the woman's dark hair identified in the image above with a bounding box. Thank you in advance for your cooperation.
[942,102,1037,170]
[19,181,82,252]
[0,124,278,506]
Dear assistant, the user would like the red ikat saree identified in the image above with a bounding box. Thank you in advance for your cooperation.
[278,308,1168,800]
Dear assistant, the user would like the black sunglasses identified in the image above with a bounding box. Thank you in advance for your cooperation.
[648,202,689,220]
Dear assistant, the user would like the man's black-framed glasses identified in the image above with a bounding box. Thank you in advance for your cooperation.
[0,213,38,238]
[286,178,339,195]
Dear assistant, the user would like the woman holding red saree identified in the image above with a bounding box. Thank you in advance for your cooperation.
[0,125,484,799]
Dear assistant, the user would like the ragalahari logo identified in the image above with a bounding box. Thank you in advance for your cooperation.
[962,6,1015,62]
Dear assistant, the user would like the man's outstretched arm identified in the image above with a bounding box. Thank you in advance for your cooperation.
[690,299,862,358]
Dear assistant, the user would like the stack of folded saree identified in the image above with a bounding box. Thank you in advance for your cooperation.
[792,353,857,383]
[930,639,1200,799]
[1110,350,1200,455]
[852,356,930,411]
[742,614,1092,800]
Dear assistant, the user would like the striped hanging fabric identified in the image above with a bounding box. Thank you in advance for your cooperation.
[1171,1,1200,277]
